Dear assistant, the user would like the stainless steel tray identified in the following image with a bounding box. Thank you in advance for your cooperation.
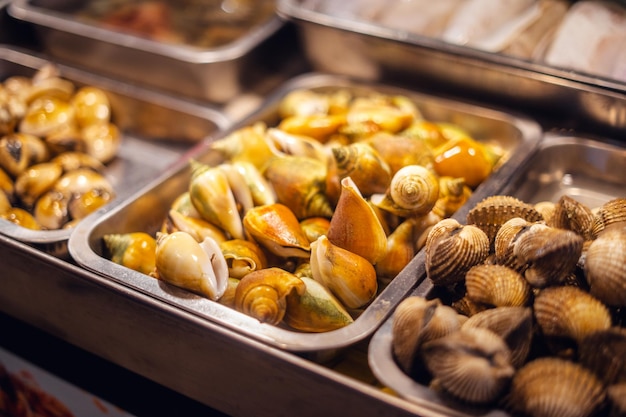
[0,45,229,257]
[68,73,542,356]
[8,0,295,103]
[368,132,626,417]
[277,0,626,133]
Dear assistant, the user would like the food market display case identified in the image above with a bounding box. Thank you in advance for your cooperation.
[1,1,625,416]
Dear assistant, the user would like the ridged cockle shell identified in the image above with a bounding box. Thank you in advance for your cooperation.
[242,203,311,258]
[591,197,626,238]
[465,264,532,308]
[370,164,440,218]
[327,176,387,265]
[154,231,229,301]
[585,223,626,307]
[425,218,490,286]
[188,159,244,240]
[550,195,595,241]
[310,235,377,309]
[234,267,306,325]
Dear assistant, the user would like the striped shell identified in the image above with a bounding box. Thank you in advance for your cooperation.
[465,264,532,308]
[585,223,626,307]
[425,218,490,286]
[578,327,626,386]
[591,197,626,238]
[466,195,543,246]
[549,195,595,241]
[507,357,605,417]
[533,285,611,343]
[493,217,535,271]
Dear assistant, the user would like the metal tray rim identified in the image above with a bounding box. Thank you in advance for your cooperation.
[9,0,285,63]
[68,72,543,353]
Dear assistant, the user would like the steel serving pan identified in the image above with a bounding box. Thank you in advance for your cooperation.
[68,73,542,356]
[8,0,295,103]
[368,132,626,417]
[0,45,229,257]
[277,0,626,134]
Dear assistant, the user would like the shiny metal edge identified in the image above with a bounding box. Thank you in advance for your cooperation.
[69,72,543,353]
[8,0,284,63]
[0,45,230,251]
[277,0,626,132]
[368,132,626,417]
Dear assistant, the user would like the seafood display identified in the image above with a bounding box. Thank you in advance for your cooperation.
[100,86,513,333]
[0,64,119,231]
[303,0,626,83]
[388,194,626,415]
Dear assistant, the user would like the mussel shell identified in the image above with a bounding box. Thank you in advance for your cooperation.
[506,357,605,417]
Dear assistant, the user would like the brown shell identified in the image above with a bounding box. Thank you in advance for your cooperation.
[493,217,534,271]
[607,383,626,417]
[513,223,584,288]
[578,327,626,386]
[425,218,490,287]
[466,195,543,247]
[465,264,532,308]
[507,357,605,417]
[533,285,611,343]
[549,195,595,241]
[591,197,626,238]
[462,306,533,368]
[585,223,626,307]
[421,327,514,404]
[534,201,555,224]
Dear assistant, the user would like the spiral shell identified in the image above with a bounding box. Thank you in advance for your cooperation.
[433,176,472,219]
[370,165,440,218]
[210,122,275,171]
[462,306,533,368]
[585,224,626,307]
[154,232,228,301]
[507,357,605,417]
[466,195,543,247]
[329,142,391,197]
[310,235,377,309]
[265,127,330,163]
[534,285,611,343]
[103,232,156,275]
[165,209,228,244]
[392,296,462,375]
[234,267,306,325]
[243,203,311,259]
[327,176,387,265]
[591,197,626,238]
[421,327,514,404]
[513,223,584,288]
[425,218,490,286]
[465,264,532,308]
[219,239,267,279]
[550,195,595,241]
[366,132,434,175]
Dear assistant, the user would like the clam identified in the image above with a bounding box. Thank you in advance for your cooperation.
[550,195,595,241]
[534,200,555,224]
[506,357,605,417]
[466,195,543,247]
[14,162,63,208]
[153,231,228,301]
[465,264,532,308]
[71,86,111,127]
[461,306,533,368]
[585,223,626,307]
[421,327,514,404]
[370,164,440,218]
[103,232,157,276]
[578,327,626,385]
[219,239,267,279]
[534,285,612,343]
[513,223,584,288]
[392,296,462,375]
[188,159,244,240]
[493,216,534,271]
[425,218,490,287]
[81,122,121,164]
[1,207,41,230]
[310,235,378,309]
[234,267,306,325]
[328,142,391,197]
[242,203,311,259]
[591,197,626,238]
[327,176,387,265]
[263,155,333,219]
[284,275,354,332]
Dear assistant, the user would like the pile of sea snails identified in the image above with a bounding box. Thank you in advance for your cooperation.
[392,194,626,416]
[104,88,505,333]
[0,64,119,230]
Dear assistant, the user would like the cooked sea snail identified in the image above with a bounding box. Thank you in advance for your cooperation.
[103,87,506,332]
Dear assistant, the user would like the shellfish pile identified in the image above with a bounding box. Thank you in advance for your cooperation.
[104,87,504,333]
[392,194,626,416]
[0,64,119,230]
